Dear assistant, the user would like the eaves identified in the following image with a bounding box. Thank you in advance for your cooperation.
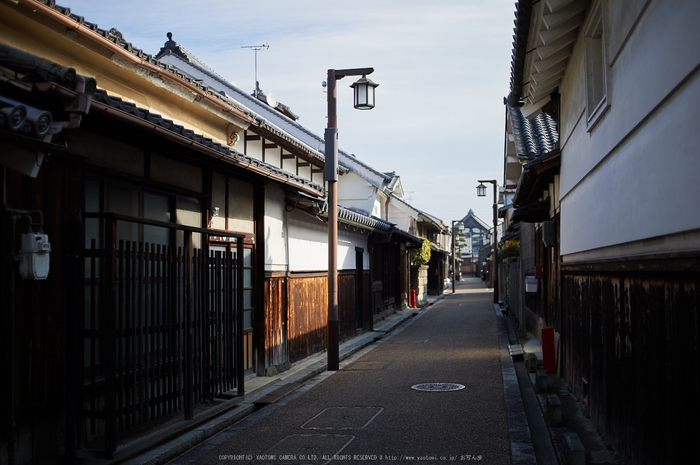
[508,0,589,107]
[158,52,335,171]
[284,190,392,235]
[15,0,256,129]
[91,89,324,197]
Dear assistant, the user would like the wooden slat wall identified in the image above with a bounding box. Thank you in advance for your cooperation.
[267,272,363,366]
[264,277,288,369]
[338,272,357,341]
[561,270,699,465]
[81,229,242,454]
[287,276,327,363]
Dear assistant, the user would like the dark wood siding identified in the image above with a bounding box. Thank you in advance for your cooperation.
[561,265,699,465]
[287,275,327,363]
[1,154,85,463]
[263,276,288,371]
[339,271,358,341]
[267,271,366,366]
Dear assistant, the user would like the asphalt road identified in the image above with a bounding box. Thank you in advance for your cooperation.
[173,279,512,465]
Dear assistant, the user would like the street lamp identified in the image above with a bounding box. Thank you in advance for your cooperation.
[349,75,378,110]
[477,180,499,304]
[326,67,377,371]
[451,220,464,294]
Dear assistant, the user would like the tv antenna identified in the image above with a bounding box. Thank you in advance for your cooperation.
[241,43,269,96]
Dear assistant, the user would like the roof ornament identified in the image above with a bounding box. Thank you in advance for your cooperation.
[157,32,189,60]
[241,43,269,96]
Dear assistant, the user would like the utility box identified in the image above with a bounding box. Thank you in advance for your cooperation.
[20,232,51,280]
[525,276,538,293]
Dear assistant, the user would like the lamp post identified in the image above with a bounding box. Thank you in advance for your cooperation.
[451,220,464,294]
[326,68,378,371]
[477,180,499,304]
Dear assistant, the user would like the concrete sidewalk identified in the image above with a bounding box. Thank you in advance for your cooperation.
[96,293,444,465]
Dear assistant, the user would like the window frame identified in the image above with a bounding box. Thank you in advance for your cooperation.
[584,0,610,131]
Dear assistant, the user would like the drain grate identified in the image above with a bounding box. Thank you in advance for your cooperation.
[411,383,466,392]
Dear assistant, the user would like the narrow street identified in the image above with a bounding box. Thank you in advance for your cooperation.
[169,278,519,465]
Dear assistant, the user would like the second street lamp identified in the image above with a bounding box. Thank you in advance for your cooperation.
[477,180,499,304]
[326,67,377,371]
[451,220,464,294]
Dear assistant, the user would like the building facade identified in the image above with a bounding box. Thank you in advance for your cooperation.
[503,1,700,463]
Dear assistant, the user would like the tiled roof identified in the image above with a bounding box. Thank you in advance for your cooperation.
[155,33,231,85]
[460,209,491,232]
[416,210,447,232]
[37,1,396,196]
[154,47,332,169]
[152,35,390,185]
[92,89,323,195]
[508,0,533,106]
[338,206,392,233]
[40,1,257,119]
[507,103,559,161]
[284,191,392,234]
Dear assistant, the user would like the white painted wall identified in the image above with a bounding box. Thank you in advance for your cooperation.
[337,171,377,214]
[559,0,700,260]
[388,199,417,232]
[337,227,370,271]
[264,184,288,271]
[286,208,370,272]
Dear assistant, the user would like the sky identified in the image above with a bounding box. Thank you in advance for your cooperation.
[59,0,516,226]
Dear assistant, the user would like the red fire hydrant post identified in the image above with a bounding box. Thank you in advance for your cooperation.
[542,326,555,372]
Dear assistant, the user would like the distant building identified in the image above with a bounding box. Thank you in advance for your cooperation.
[458,209,491,275]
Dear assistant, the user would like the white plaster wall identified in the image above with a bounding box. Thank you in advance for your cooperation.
[286,208,370,272]
[337,172,377,214]
[388,201,416,232]
[559,0,700,258]
[286,208,327,271]
[337,227,370,271]
[265,147,281,169]
[246,137,263,161]
[264,184,288,271]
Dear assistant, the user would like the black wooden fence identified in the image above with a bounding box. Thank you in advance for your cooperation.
[80,213,244,457]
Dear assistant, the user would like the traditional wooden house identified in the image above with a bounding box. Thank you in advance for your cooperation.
[153,33,425,354]
[504,0,700,463]
[0,1,434,462]
[0,1,328,461]
[336,164,423,314]
[414,211,450,295]
[150,32,388,373]
[502,100,560,338]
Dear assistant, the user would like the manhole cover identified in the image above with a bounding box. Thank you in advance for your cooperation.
[411,383,466,392]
